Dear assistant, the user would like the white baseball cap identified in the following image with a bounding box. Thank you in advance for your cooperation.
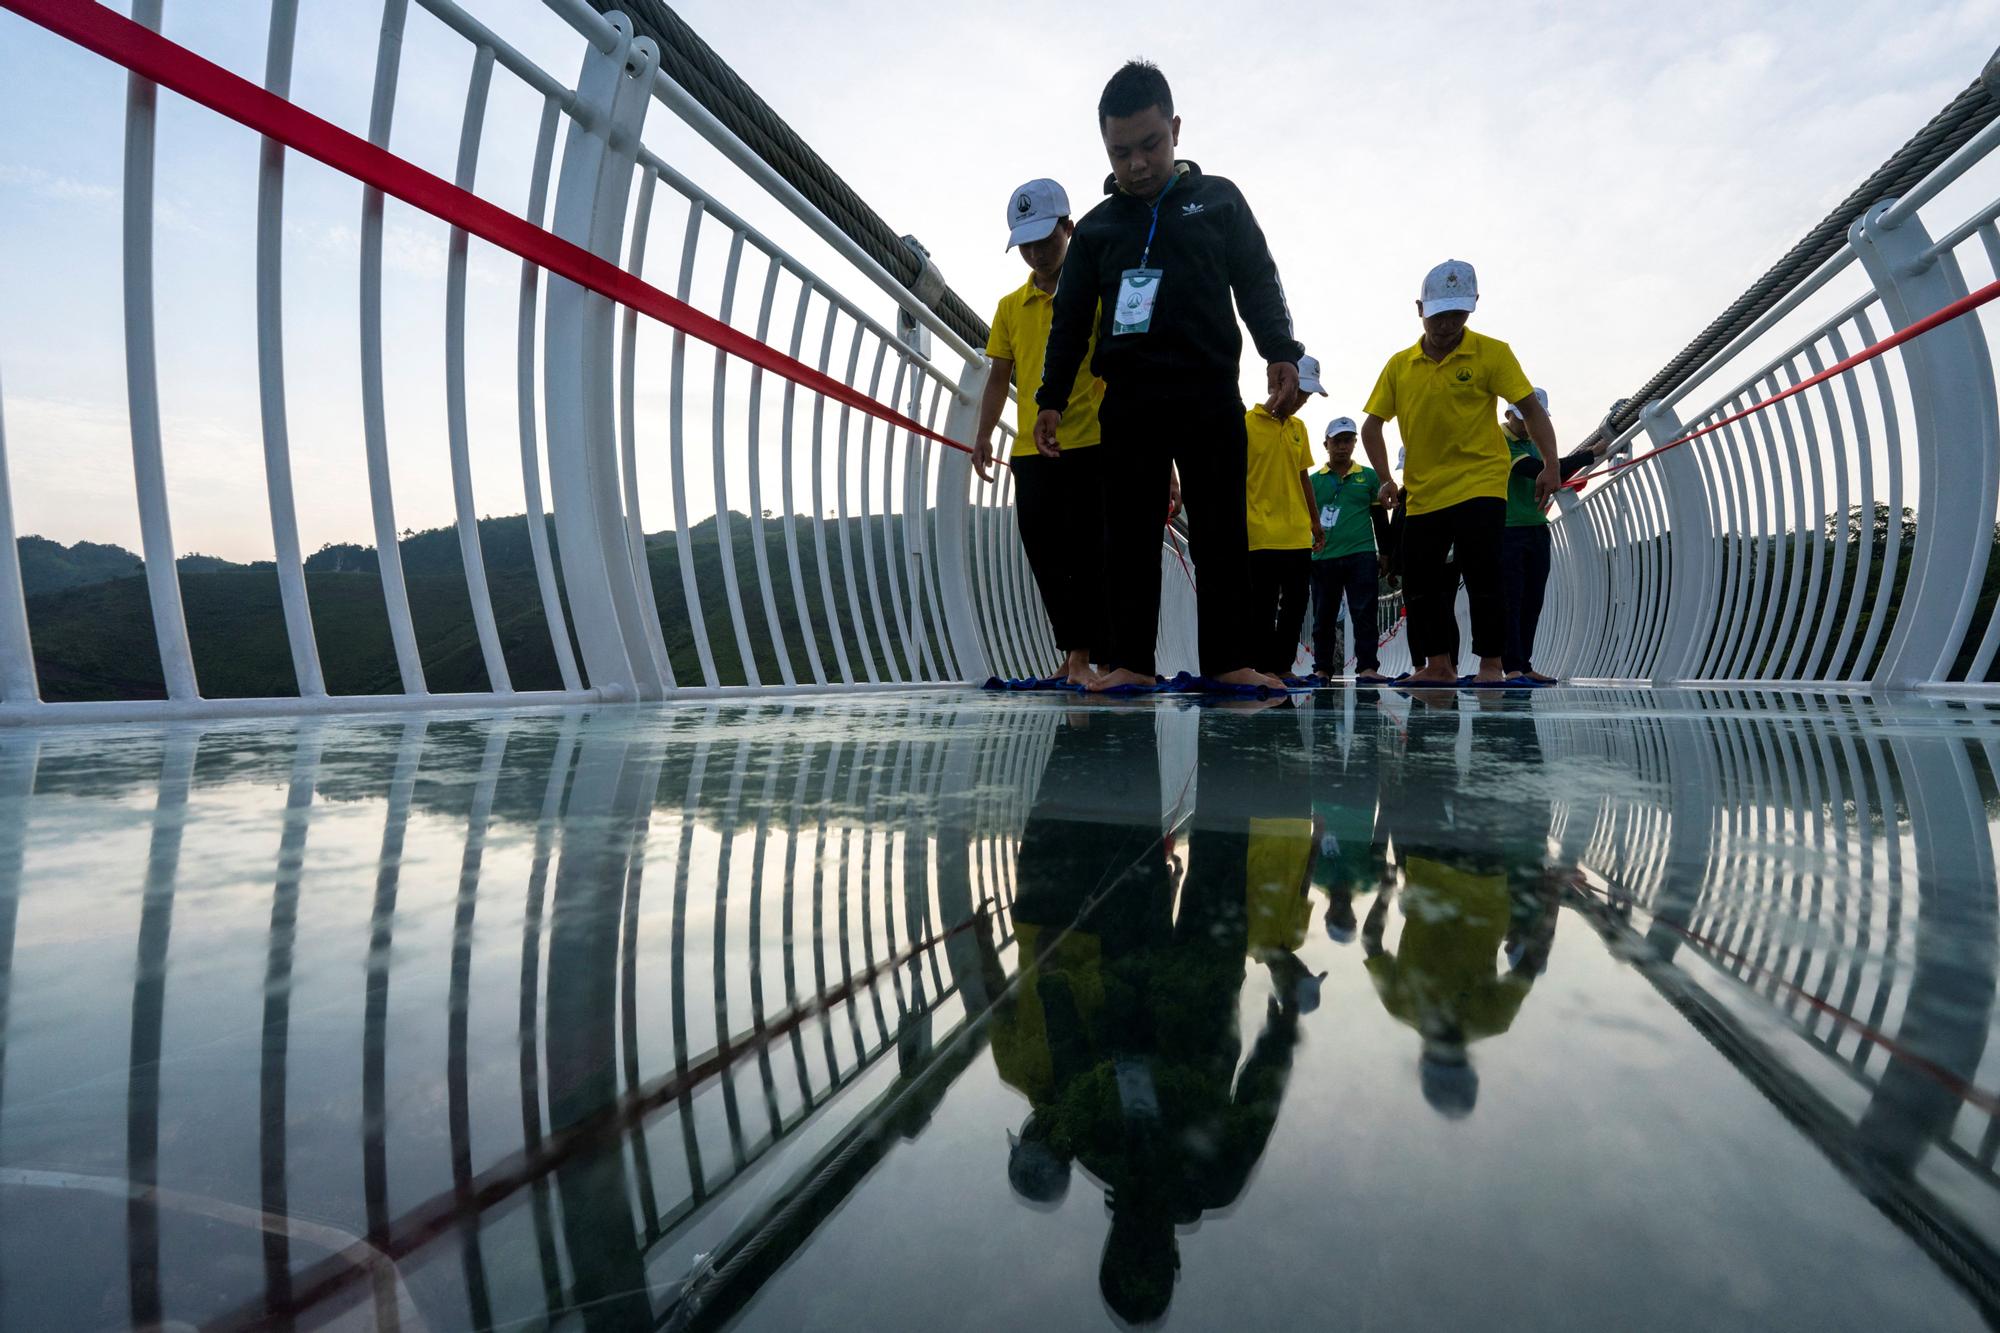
[1297,353,1328,396]
[1420,259,1478,317]
[1505,386,1550,420]
[1005,178,1069,250]
[1324,416,1358,439]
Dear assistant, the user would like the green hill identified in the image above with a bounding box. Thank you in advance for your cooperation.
[24,511,947,701]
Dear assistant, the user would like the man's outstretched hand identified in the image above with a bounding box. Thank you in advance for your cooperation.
[1536,463,1562,504]
[1265,360,1299,414]
[1034,409,1063,458]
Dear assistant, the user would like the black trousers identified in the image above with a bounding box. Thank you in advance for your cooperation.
[1404,497,1505,664]
[1501,524,1553,673]
[1247,548,1311,676]
[1099,384,1252,678]
[1310,552,1380,673]
[1011,445,1109,658]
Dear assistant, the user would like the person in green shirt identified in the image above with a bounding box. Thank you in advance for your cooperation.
[1499,388,1608,681]
[1307,418,1395,682]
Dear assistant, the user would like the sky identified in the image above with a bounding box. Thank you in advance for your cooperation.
[1,0,1997,563]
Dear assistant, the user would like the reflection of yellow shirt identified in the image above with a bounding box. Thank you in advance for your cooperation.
[987,277,1103,457]
[985,922,1105,1104]
[1365,857,1528,1042]
[1244,406,1315,550]
[1246,817,1314,955]
[1362,329,1533,516]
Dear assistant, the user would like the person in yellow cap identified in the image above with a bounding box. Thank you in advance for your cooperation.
[1361,260,1560,684]
[974,177,1108,687]
[1242,353,1326,678]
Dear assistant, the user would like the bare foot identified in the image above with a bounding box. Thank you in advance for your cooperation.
[1406,665,1457,684]
[1212,667,1278,690]
[1355,671,1389,685]
[1526,670,1559,684]
[1086,667,1155,693]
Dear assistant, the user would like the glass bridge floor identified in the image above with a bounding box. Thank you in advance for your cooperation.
[1,687,1996,1331]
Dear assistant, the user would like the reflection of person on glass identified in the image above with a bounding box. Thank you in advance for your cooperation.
[1366,704,1561,1117]
[992,702,1313,1324]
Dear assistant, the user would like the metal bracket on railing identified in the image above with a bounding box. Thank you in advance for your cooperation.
[1600,398,1633,457]
[897,234,943,362]
[1849,199,2000,686]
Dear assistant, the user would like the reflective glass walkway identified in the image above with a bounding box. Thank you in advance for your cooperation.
[0,688,1996,1331]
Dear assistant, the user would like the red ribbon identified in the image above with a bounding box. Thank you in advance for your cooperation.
[4,0,974,457]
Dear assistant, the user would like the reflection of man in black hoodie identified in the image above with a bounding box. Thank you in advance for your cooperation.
[990,702,1313,1325]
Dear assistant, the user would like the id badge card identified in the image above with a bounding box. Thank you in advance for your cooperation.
[1113,267,1163,335]
[1319,502,1338,528]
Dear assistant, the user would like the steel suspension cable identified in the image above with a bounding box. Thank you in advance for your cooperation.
[1579,51,2000,451]
[1567,275,2000,490]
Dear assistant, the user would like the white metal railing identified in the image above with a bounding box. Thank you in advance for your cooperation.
[1543,81,2000,690]
[0,0,1090,722]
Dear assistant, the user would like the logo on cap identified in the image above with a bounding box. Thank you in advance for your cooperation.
[1016,194,1032,216]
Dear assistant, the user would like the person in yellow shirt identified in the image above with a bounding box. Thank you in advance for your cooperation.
[1361,260,1561,684]
[974,178,1107,686]
[1243,353,1327,678]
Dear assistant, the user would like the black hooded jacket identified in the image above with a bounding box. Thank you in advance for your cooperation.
[1036,161,1303,411]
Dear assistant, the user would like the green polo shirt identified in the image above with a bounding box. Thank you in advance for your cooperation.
[1505,435,1547,528]
[1310,462,1381,560]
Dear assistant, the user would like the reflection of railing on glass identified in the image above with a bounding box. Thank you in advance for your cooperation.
[1538,688,2000,1305]
[0,701,1056,1330]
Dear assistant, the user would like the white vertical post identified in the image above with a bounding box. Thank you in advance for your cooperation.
[1640,401,1714,684]
[931,361,991,682]
[544,14,659,701]
[1849,199,2000,686]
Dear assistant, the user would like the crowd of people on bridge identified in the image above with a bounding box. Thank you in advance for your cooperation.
[973,60,1611,690]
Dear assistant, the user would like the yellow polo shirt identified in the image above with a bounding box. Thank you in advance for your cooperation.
[1363,329,1533,516]
[987,277,1103,457]
[1244,405,1314,551]
[1363,857,1528,1044]
[1246,817,1315,956]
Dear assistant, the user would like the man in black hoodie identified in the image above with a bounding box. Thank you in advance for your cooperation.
[1035,61,1305,692]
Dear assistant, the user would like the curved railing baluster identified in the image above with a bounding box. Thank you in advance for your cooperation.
[745,258,796,686]
[516,96,583,693]
[711,231,760,685]
[444,45,513,694]
[667,195,718,686]
[359,0,427,695]
[121,0,198,701]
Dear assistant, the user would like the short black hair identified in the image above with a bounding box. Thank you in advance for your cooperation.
[1098,60,1173,127]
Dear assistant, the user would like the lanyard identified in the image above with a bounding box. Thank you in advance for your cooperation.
[1138,171,1179,268]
